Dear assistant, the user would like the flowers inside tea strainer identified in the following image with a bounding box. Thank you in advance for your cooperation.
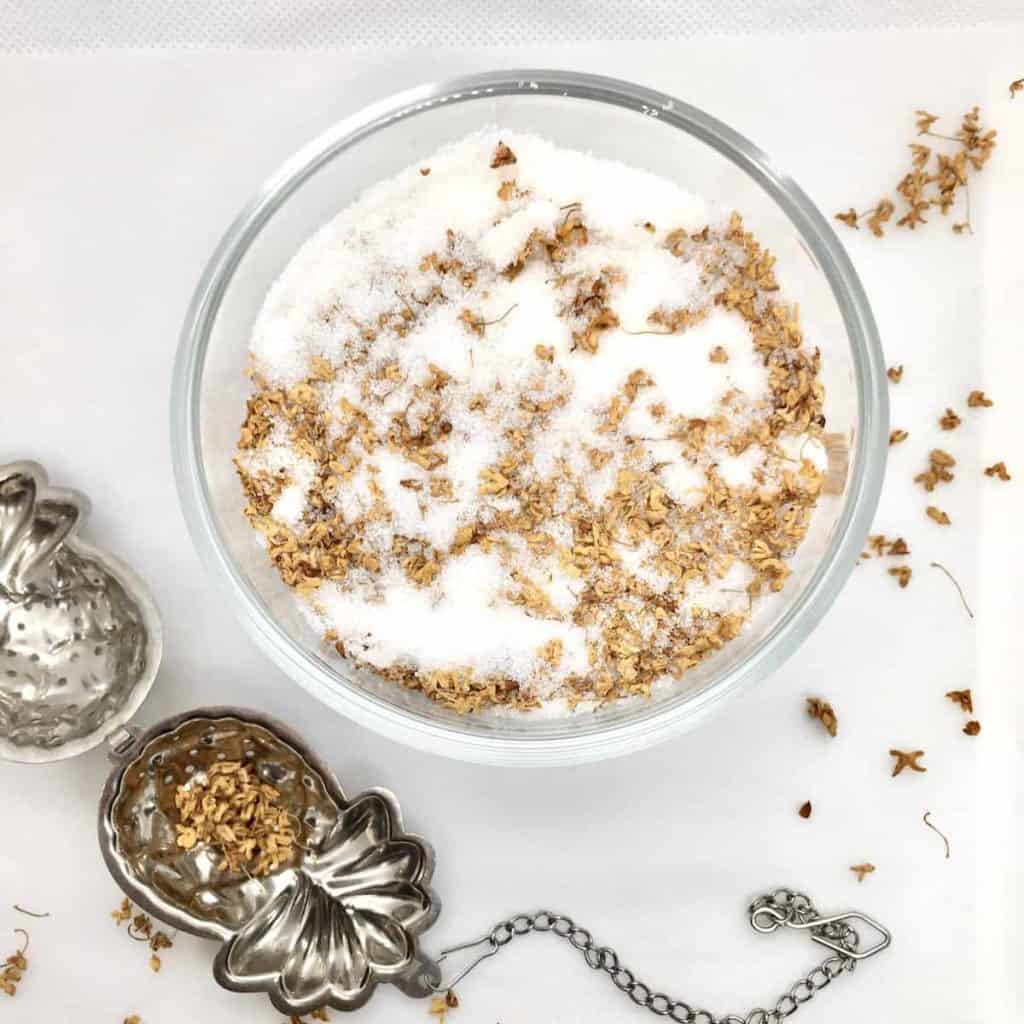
[1,461,890,1022]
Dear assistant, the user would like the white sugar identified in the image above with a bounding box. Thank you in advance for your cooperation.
[244,127,826,714]
[314,548,590,684]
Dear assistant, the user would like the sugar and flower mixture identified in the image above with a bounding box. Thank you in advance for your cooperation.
[236,130,828,714]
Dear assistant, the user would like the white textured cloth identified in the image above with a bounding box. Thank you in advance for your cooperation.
[1,0,1022,50]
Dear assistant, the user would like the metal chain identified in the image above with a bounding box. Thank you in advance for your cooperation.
[431,888,891,1024]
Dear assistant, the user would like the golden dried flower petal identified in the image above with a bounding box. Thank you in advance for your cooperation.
[946,688,973,713]
[806,697,837,737]
[489,141,517,168]
[889,749,926,776]
[850,862,876,882]
[888,565,912,588]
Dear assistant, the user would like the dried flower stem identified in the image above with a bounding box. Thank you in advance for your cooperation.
[930,561,974,620]
[11,907,48,919]
[478,303,518,328]
[922,811,951,859]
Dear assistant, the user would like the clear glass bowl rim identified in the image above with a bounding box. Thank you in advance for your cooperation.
[170,68,888,766]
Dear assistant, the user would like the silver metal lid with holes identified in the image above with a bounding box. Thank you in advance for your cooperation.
[98,707,441,1015]
[0,461,162,763]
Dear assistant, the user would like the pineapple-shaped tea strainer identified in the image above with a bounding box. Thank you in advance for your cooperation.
[0,460,161,762]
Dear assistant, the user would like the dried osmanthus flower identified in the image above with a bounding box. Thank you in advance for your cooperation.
[850,863,876,883]
[963,720,981,736]
[428,990,459,1020]
[111,897,175,972]
[889,749,927,776]
[806,697,837,737]
[967,389,993,408]
[1012,78,1024,99]
[984,461,1011,481]
[798,801,813,819]
[124,1016,142,1024]
[889,429,909,446]
[869,534,910,557]
[174,760,300,877]
[926,505,951,526]
[887,365,904,383]
[836,200,895,237]
[836,107,996,236]
[490,141,517,168]
[1,930,29,997]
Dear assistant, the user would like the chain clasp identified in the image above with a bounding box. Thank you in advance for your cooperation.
[750,903,891,961]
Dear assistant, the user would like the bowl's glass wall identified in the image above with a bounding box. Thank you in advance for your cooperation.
[185,78,881,761]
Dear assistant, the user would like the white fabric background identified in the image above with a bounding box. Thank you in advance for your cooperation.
[1,0,1024,49]
[1,14,1022,1024]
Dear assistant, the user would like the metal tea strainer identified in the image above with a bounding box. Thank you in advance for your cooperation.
[3,460,891,1022]
[0,460,161,763]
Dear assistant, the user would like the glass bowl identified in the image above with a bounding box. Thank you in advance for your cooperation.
[171,70,887,766]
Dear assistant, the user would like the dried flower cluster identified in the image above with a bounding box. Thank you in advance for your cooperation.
[915,449,956,492]
[1,931,28,997]
[888,565,912,588]
[836,107,997,236]
[111,899,174,973]
[861,534,911,587]
[238,140,829,713]
[806,697,837,737]
[946,687,980,736]
[174,761,300,876]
